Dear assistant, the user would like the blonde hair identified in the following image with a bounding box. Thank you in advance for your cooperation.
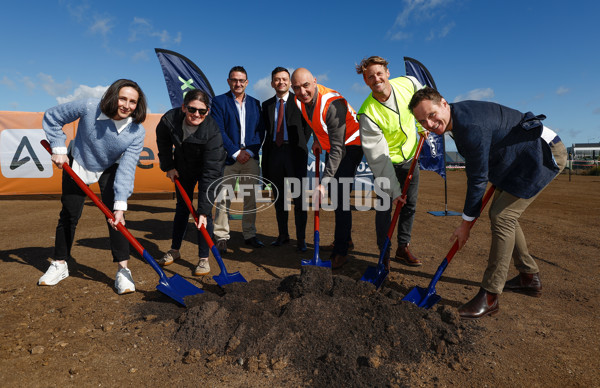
[355,56,389,74]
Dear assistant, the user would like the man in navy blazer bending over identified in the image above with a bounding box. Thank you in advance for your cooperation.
[212,66,266,251]
[409,87,567,319]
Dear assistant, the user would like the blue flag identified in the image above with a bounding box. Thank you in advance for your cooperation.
[154,48,215,108]
[404,56,446,179]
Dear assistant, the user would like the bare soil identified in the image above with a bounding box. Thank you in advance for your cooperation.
[1,171,598,387]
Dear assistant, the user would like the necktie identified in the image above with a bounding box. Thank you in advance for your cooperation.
[275,98,284,147]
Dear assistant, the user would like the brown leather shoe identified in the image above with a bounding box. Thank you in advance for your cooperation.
[322,240,354,252]
[503,272,542,297]
[394,243,422,266]
[330,254,348,269]
[458,288,499,319]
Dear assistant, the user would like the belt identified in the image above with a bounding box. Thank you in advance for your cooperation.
[549,135,561,146]
[273,141,290,145]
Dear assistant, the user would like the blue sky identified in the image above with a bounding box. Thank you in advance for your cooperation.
[1,0,599,149]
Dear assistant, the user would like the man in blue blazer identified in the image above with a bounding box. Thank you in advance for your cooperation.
[211,66,266,251]
[409,87,567,319]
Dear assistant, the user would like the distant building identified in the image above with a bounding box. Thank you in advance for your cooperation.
[570,143,600,160]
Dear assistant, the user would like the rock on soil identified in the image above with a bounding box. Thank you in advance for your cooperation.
[174,266,477,387]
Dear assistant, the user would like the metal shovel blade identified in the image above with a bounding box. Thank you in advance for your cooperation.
[301,230,331,268]
[156,273,204,307]
[209,246,247,286]
[360,264,388,289]
[402,285,441,309]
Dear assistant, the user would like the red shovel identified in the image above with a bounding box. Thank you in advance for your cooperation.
[402,185,496,308]
[301,152,331,268]
[41,139,203,306]
[360,135,425,289]
[173,177,246,286]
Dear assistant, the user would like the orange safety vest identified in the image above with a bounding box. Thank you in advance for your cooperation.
[295,84,361,151]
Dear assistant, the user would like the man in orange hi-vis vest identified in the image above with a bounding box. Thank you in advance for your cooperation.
[291,68,364,269]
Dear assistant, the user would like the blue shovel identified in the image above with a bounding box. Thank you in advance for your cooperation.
[174,177,247,286]
[41,140,203,306]
[361,135,425,289]
[402,185,496,308]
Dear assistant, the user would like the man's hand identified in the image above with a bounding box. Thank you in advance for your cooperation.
[451,220,472,250]
[195,214,207,230]
[109,210,125,230]
[392,195,407,207]
[51,154,69,169]
[166,169,179,182]
[236,150,251,164]
[311,141,322,155]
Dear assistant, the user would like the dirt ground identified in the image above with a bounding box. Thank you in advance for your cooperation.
[1,170,598,387]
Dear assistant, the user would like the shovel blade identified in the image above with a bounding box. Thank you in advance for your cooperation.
[213,271,247,287]
[360,265,388,289]
[156,273,204,307]
[301,257,332,268]
[301,250,331,268]
[402,286,441,309]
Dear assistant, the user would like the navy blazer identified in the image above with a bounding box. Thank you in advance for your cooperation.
[210,90,265,165]
[450,101,560,218]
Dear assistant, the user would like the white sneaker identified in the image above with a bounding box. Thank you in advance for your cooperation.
[158,249,180,266]
[193,258,210,276]
[38,261,69,286]
[115,268,135,295]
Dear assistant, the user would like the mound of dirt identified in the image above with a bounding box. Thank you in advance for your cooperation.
[174,266,479,386]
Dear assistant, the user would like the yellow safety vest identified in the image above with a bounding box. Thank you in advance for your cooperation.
[358,77,419,163]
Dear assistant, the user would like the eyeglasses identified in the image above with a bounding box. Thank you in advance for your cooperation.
[186,106,208,115]
[228,78,247,84]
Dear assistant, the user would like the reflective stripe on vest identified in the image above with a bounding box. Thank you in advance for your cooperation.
[358,77,418,163]
[295,84,361,151]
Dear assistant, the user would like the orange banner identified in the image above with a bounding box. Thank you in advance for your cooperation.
[0,111,173,195]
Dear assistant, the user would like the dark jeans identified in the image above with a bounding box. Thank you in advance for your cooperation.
[327,145,363,256]
[54,163,130,262]
[269,143,307,241]
[375,159,420,252]
[172,174,214,258]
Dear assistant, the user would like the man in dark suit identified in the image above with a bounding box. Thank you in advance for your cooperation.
[211,66,266,251]
[409,87,567,319]
[261,67,311,252]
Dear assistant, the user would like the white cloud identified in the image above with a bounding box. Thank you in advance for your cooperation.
[37,73,73,97]
[89,17,113,37]
[315,73,329,83]
[352,82,371,94]
[1,76,16,90]
[57,84,108,104]
[22,76,36,92]
[556,86,569,95]
[388,0,454,41]
[129,17,181,45]
[253,75,274,102]
[131,50,150,62]
[592,107,600,115]
[453,88,495,102]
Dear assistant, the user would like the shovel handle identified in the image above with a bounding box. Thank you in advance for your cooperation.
[386,135,426,239]
[314,152,320,230]
[40,139,146,257]
[173,177,214,249]
[445,184,496,264]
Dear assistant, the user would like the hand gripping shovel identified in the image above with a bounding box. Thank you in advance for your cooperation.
[41,140,203,306]
[360,135,426,289]
[402,185,496,308]
[301,152,331,267]
[174,177,247,286]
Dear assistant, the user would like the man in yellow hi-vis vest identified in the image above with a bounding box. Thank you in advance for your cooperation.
[356,56,427,269]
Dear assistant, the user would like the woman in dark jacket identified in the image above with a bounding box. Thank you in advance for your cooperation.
[156,89,226,275]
